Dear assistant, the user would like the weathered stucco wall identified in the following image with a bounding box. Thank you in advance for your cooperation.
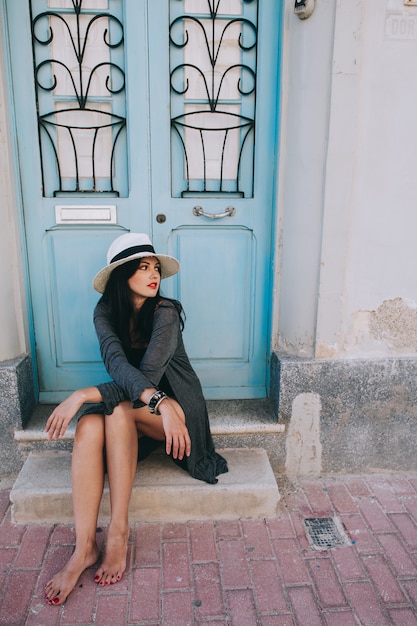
[274,0,337,357]
[270,0,417,475]
[0,12,29,363]
[339,0,417,358]
[272,353,417,475]
[0,11,35,475]
[276,0,417,360]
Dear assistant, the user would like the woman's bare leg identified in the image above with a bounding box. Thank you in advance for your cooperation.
[93,402,140,585]
[93,401,168,585]
[45,414,105,605]
[93,398,186,586]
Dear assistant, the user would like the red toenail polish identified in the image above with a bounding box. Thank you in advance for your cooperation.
[53,598,59,604]
[94,576,100,582]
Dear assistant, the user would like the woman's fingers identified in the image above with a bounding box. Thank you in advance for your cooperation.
[176,434,186,460]
[45,412,67,440]
[184,431,191,458]
[165,434,172,456]
[166,433,182,459]
[164,428,191,460]
[160,400,191,460]
[172,405,191,459]
[177,430,191,460]
[45,411,60,440]
[45,391,82,439]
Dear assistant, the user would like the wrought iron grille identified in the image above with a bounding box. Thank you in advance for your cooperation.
[169,0,258,198]
[30,0,126,197]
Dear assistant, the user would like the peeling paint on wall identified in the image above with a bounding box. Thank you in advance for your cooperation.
[283,298,417,359]
[316,342,337,359]
[348,298,417,355]
[369,298,417,351]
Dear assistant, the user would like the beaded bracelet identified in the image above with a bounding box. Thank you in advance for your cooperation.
[148,390,168,415]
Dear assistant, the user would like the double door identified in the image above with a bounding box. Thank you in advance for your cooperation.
[5,0,281,401]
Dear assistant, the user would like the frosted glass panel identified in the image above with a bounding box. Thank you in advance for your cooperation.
[31,0,127,196]
[182,19,242,101]
[184,0,242,14]
[170,0,258,197]
[50,14,112,98]
[48,0,108,8]
[184,105,240,180]
[55,103,113,184]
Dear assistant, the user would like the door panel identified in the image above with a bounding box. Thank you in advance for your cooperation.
[173,226,254,361]
[40,229,115,389]
[171,226,264,398]
[149,0,279,397]
[5,0,281,401]
[6,0,150,400]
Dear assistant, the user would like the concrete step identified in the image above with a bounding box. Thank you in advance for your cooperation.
[14,399,285,443]
[10,448,280,524]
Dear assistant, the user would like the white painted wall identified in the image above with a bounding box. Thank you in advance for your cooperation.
[341,0,417,357]
[276,0,417,359]
[275,0,337,357]
[0,14,29,362]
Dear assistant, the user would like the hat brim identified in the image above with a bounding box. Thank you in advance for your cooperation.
[93,252,180,293]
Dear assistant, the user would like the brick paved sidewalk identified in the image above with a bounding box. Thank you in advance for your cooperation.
[1,473,417,625]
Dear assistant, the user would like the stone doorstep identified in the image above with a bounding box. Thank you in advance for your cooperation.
[14,399,285,442]
[14,420,285,441]
[10,448,280,524]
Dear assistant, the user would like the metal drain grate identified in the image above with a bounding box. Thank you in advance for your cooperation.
[304,517,351,551]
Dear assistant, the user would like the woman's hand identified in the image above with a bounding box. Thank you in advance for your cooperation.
[158,399,191,461]
[45,387,101,440]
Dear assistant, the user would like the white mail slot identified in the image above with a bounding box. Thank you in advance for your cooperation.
[55,205,117,224]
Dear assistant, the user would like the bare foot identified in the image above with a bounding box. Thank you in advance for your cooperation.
[45,544,100,605]
[94,526,129,586]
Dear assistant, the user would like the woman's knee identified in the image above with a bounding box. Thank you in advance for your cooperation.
[75,413,105,446]
[110,401,137,424]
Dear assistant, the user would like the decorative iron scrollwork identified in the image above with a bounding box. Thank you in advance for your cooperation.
[169,0,258,197]
[30,0,126,197]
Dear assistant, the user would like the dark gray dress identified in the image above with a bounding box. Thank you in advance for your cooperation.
[80,298,228,484]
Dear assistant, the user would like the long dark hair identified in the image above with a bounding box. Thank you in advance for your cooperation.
[101,258,184,351]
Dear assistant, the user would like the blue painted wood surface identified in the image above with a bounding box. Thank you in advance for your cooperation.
[5,0,282,401]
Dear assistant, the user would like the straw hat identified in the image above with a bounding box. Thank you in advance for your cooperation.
[93,233,180,293]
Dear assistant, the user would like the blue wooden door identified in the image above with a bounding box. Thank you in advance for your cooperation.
[5,0,281,402]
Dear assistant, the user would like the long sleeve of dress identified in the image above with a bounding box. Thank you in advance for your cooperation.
[94,299,180,414]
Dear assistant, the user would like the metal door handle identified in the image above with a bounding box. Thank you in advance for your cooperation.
[193,205,236,219]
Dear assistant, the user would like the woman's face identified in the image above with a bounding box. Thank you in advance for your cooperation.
[127,256,161,308]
